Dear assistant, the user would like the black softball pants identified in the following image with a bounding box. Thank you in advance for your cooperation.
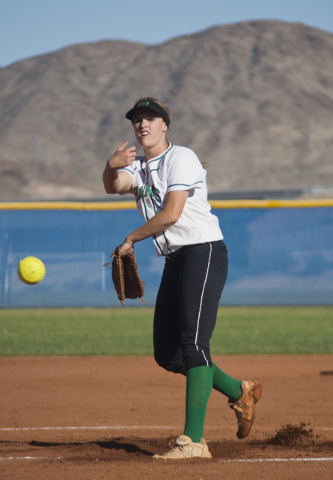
[153,240,228,374]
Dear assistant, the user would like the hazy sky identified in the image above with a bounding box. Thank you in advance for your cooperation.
[1,0,333,67]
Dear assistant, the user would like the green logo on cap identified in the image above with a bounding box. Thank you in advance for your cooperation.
[137,101,150,107]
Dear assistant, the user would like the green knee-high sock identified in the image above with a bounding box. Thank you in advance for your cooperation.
[183,366,213,443]
[212,361,242,402]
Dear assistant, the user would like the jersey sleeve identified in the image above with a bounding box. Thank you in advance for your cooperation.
[118,155,145,178]
[118,164,134,176]
[116,162,135,195]
[167,147,206,192]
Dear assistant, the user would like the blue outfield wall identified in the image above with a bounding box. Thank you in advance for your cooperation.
[0,200,333,307]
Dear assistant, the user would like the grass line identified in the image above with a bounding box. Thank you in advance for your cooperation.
[0,306,332,356]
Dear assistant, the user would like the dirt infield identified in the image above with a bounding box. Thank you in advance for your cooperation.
[1,355,333,479]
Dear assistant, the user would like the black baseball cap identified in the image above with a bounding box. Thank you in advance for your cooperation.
[125,100,170,127]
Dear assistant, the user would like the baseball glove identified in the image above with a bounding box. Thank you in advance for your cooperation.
[104,246,146,305]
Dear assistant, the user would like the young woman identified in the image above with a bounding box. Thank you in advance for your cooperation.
[103,97,262,459]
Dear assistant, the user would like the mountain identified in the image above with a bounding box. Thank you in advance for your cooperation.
[1,20,333,200]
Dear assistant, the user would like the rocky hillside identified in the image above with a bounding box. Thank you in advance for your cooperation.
[1,20,333,200]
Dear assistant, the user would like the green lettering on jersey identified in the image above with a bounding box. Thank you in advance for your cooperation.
[152,186,161,203]
[133,185,161,205]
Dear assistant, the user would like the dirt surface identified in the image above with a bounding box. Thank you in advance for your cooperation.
[0,355,333,479]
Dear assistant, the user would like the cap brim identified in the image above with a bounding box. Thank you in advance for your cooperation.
[125,103,169,126]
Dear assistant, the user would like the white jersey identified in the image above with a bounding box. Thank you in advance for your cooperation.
[119,143,223,256]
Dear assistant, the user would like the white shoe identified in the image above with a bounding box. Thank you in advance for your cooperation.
[153,435,212,459]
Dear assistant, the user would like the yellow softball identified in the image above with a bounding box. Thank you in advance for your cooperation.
[17,256,46,285]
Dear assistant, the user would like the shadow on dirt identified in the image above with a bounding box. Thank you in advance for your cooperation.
[26,426,333,462]
[97,440,153,456]
[29,439,154,456]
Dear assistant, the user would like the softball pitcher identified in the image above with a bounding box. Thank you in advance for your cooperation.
[103,97,262,459]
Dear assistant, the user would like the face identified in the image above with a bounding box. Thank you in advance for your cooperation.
[132,108,168,152]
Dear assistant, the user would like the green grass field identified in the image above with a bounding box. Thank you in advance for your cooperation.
[0,306,332,356]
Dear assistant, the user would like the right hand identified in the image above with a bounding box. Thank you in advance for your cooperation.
[119,237,134,253]
[107,141,137,169]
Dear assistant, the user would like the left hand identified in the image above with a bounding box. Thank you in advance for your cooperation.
[119,238,134,253]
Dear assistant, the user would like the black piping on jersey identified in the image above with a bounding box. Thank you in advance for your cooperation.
[194,242,213,366]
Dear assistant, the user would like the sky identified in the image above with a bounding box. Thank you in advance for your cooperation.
[1,0,333,67]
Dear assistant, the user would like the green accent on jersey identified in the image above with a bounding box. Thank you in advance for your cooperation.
[121,167,133,175]
[145,172,169,255]
[133,184,162,203]
[140,161,145,177]
[153,236,164,255]
[153,187,161,203]
[146,156,172,255]
[168,181,203,188]
[135,144,174,256]
[146,143,173,166]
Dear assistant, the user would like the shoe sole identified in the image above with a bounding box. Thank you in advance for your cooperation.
[237,381,262,439]
[252,381,262,403]
[153,452,212,460]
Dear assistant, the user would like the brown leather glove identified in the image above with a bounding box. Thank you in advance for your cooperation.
[104,246,145,305]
